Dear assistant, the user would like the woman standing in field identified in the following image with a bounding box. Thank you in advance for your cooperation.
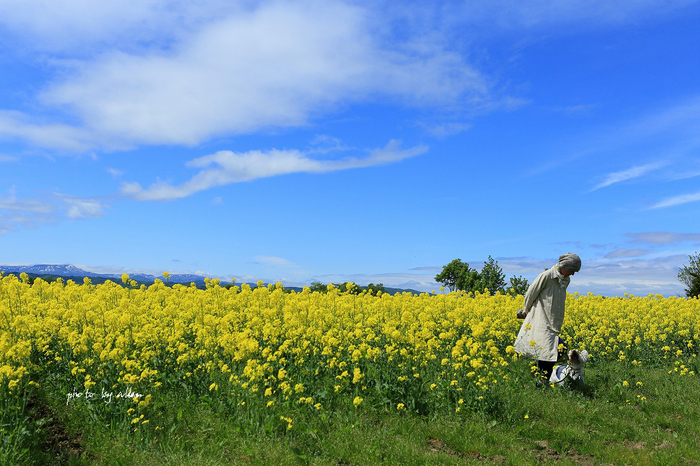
[514,253,582,385]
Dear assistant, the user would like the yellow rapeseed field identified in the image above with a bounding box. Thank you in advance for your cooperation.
[1,272,698,433]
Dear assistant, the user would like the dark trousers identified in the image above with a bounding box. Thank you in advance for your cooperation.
[537,336,567,381]
[537,360,555,381]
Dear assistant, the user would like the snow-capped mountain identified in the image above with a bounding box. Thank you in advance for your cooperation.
[0,264,208,285]
[1,264,87,276]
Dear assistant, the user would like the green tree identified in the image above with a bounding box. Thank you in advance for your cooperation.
[507,275,529,296]
[309,281,327,293]
[437,256,529,296]
[678,252,700,298]
[435,259,474,292]
[457,267,482,293]
[479,255,507,295]
[364,283,386,296]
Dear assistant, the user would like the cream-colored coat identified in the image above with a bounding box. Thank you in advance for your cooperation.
[514,266,569,362]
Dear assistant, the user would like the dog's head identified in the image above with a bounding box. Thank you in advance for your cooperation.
[568,349,589,370]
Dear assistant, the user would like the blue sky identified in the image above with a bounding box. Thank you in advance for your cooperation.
[1,0,699,296]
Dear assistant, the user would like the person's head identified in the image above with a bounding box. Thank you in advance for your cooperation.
[558,253,581,276]
[560,268,576,277]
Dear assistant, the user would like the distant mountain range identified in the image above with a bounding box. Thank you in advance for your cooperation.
[0,264,424,295]
[0,263,208,286]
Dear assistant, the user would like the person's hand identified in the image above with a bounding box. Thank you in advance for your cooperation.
[516,309,526,319]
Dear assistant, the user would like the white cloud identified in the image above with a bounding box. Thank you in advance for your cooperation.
[255,256,295,267]
[493,255,687,297]
[2,1,692,152]
[0,111,94,152]
[0,189,108,233]
[410,266,442,271]
[15,1,485,150]
[0,188,54,213]
[59,195,108,219]
[604,248,649,258]
[627,231,700,244]
[526,96,700,179]
[121,140,427,201]
[3,0,695,53]
[589,162,665,191]
[570,255,687,297]
[668,167,700,180]
[309,255,687,296]
[0,0,234,53]
[628,95,700,139]
[649,191,700,209]
[444,0,699,32]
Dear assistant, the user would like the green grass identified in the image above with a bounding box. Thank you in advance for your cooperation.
[9,360,700,465]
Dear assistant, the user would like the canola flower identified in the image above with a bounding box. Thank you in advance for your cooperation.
[1,273,699,436]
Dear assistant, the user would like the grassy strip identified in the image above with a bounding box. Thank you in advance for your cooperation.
[8,359,699,465]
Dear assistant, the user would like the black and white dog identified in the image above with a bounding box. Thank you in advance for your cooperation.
[549,349,589,387]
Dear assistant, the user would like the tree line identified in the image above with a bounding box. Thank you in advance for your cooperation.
[308,281,386,296]
[434,256,529,296]
[435,251,700,299]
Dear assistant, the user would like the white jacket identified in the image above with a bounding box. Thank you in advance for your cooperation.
[514,266,569,362]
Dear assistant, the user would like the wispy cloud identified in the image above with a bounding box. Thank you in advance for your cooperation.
[668,170,700,181]
[494,255,686,297]
[604,248,649,258]
[2,1,694,153]
[627,95,700,140]
[3,0,696,53]
[57,195,108,219]
[649,191,700,209]
[254,256,296,268]
[451,0,699,31]
[410,266,442,271]
[526,94,700,179]
[0,188,109,233]
[0,111,94,152]
[627,231,700,244]
[310,253,688,296]
[0,187,53,214]
[0,1,488,151]
[552,103,600,115]
[589,162,665,192]
[121,140,427,201]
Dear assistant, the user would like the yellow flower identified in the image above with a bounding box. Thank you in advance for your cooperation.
[352,368,363,384]
[353,396,363,407]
